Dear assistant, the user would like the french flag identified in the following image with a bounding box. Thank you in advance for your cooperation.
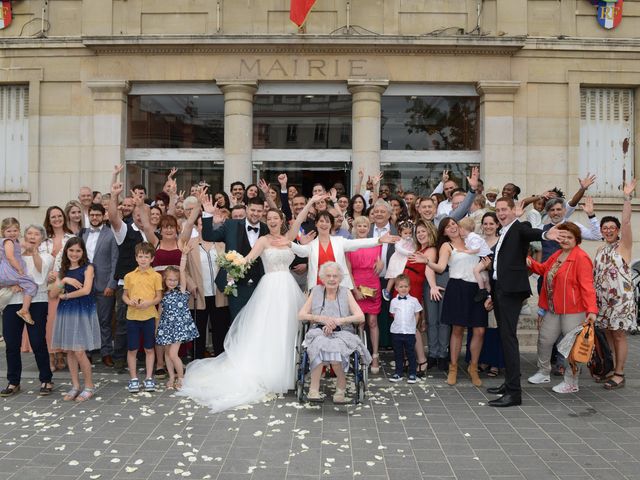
[0,1,12,30]
[290,0,316,27]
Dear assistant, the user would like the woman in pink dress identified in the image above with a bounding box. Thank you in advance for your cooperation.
[346,216,382,374]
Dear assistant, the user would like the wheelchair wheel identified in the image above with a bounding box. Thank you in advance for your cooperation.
[357,380,366,404]
[296,380,304,403]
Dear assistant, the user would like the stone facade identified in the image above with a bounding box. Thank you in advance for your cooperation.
[0,0,639,255]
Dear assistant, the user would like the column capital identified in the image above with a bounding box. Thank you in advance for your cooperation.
[347,79,389,95]
[216,80,258,96]
[86,80,130,101]
[476,80,521,97]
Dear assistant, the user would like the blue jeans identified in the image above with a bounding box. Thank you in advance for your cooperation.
[392,333,416,377]
[2,303,52,385]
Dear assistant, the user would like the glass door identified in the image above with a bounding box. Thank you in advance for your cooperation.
[253,161,351,198]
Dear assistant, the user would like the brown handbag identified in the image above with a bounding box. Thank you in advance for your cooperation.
[568,320,595,375]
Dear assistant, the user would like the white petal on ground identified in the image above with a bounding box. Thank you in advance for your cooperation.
[68,460,79,466]
[125,467,138,473]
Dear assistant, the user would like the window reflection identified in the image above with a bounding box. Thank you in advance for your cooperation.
[381,96,479,151]
[128,95,224,148]
[253,95,352,149]
[381,163,473,196]
[126,161,224,195]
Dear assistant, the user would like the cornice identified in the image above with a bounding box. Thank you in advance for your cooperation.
[80,34,526,56]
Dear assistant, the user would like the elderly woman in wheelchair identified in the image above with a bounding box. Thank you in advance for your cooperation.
[297,262,372,403]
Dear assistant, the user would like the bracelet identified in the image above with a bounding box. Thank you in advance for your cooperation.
[624,195,632,201]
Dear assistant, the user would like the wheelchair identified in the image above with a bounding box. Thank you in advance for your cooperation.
[294,320,368,404]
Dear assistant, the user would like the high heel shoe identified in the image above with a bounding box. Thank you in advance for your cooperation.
[370,353,380,374]
[416,361,428,378]
[447,363,458,386]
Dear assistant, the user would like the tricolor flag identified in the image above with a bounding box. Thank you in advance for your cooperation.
[0,1,12,30]
[290,0,316,27]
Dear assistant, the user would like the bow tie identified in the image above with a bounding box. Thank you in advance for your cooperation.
[397,296,407,300]
[90,228,101,234]
[247,225,259,233]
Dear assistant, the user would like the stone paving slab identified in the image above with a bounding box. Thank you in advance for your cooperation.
[1,335,640,480]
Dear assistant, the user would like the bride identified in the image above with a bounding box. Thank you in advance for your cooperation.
[178,208,306,412]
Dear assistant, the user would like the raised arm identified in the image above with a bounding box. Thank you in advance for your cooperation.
[179,242,191,293]
[179,189,205,244]
[132,192,159,245]
[567,173,596,208]
[287,193,327,241]
[620,178,636,263]
[258,178,278,211]
[354,168,364,196]
[450,166,479,221]
[108,181,124,233]
[277,174,292,220]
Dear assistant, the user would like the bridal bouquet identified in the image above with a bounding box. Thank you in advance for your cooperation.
[216,250,254,297]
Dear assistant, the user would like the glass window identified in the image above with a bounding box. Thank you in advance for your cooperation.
[381,162,474,197]
[381,96,479,151]
[127,95,224,148]
[253,95,352,149]
[126,161,224,196]
[253,161,350,198]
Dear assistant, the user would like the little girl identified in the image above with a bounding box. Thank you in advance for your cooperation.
[156,245,199,389]
[382,221,416,301]
[51,237,101,402]
[0,218,37,325]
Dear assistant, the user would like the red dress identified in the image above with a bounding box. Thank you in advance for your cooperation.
[401,247,427,304]
[152,247,182,269]
[347,245,382,314]
[316,240,336,285]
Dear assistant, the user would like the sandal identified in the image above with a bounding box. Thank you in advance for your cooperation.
[75,387,95,402]
[487,367,499,378]
[370,353,380,375]
[604,373,625,390]
[595,372,614,384]
[307,389,324,403]
[16,310,35,325]
[174,378,183,390]
[39,383,54,396]
[0,384,20,397]
[165,379,176,390]
[332,388,349,404]
[63,388,81,401]
[416,361,428,378]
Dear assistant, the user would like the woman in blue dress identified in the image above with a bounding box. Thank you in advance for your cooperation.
[51,237,101,402]
[156,244,199,390]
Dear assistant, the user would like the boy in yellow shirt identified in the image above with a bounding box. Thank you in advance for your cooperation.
[123,242,163,393]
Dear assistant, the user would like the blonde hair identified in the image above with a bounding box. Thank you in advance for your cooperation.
[352,215,370,228]
[458,217,476,233]
[1,217,20,236]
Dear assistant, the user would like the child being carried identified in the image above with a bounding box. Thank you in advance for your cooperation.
[382,221,416,301]
[457,217,492,303]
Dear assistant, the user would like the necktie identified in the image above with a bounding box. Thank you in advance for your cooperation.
[398,296,407,300]
[247,225,259,233]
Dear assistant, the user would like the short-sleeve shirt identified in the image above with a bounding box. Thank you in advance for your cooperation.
[123,267,163,321]
[465,232,492,257]
[389,294,423,334]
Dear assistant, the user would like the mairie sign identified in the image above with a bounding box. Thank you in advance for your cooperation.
[589,0,623,30]
[0,1,12,30]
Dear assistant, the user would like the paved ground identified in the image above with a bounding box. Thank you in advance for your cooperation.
[1,336,640,480]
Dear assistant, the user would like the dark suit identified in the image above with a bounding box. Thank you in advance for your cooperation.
[201,217,268,320]
[81,227,118,356]
[491,220,543,397]
[368,222,398,348]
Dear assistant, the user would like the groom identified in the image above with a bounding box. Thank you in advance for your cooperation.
[201,196,268,320]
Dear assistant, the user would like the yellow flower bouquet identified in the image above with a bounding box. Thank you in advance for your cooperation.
[216,250,255,296]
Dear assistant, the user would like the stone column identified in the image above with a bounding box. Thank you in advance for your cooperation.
[86,80,130,189]
[476,80,521,191]
[348,80,388,188]
[217,81,258,190]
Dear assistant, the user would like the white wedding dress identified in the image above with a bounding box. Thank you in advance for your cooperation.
[178,248,305,413]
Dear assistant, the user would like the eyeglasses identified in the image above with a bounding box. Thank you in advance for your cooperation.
[601,226,618,231]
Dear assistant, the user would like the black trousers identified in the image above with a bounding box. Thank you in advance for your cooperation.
[3,303,52,385]
[493,288,528,396]
[193,296,231,359]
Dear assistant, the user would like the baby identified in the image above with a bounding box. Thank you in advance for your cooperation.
[382,221,415,301]
[457,217,492,303]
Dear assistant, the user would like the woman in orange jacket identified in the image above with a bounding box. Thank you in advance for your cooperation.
[526,222,597,394]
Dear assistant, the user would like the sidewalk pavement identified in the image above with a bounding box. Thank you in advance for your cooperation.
[1,336,640,480]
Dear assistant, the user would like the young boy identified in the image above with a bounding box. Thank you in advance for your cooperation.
[123,242,163,393]
[388,274,423,384]
[457,217,493,303]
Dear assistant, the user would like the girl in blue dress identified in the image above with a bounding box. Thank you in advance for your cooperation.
[156,244,199,389]
[51,237,101,402]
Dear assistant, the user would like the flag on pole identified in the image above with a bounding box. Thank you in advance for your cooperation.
[0,1,12,30]
[290,0,316,27]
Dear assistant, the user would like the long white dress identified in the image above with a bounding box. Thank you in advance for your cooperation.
[178,248,305,412]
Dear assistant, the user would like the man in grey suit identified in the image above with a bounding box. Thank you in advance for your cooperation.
[82,203,118,367]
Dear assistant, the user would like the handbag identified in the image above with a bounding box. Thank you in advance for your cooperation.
[358,285,377,298]
[568,320,595,375]
[588,327,614,379]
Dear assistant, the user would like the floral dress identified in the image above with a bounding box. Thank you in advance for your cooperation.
[593,241,636,331]
[156,289,200,345]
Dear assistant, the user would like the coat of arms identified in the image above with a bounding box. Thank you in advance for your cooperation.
[0,1,12,30]
[593,0,623,30]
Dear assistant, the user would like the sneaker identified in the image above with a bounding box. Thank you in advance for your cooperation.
[407,375,417,384]
[382,289,391,302]
[389,374,402,383]
[144,378,156,392]
[552,381,579,394]
[127,378,140,393]
[527,372,551,384]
